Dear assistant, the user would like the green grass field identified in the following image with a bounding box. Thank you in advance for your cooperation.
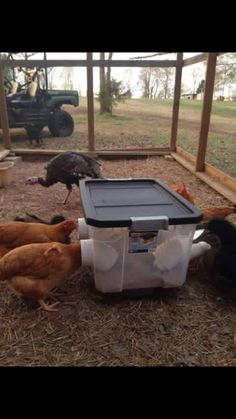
[74,97,236,177]
[1,96,235,178]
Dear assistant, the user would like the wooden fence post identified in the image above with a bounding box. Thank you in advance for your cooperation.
[170,52,183,152]
[195,53,217,172]
[87,53,95,152]
[0,63,11,149]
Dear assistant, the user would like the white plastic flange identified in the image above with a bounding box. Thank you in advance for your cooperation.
[189,241,211,261]
[93,242,119,271]
[78,218,90,239]
[80,239,119,271]
[81,239,93,267]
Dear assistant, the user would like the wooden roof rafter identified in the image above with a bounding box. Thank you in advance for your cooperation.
[0,59,177,68]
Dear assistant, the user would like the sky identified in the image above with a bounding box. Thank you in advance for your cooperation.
[14,52,205,97]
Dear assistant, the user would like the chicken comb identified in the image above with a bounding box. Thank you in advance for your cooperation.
[61,220,78,231]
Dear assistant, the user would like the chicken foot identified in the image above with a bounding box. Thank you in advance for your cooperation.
[38,299,60,312]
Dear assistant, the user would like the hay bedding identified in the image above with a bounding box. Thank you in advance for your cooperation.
[0,156,236,366]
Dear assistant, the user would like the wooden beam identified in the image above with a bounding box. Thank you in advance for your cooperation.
[2,55,227,69]
[195,53,217,172]
[195,173,236,204]
[183,53,208,67]
[12,148,170,158]
[0,64,11,149]
[171,152,195,172]
[87,53,95,152]
[94,150,168,156]
[171,152,236,204]
[170,53,183,151]
[12,149,75,156]
[97,146,170,152]
[1,59,177,68]
[204,164,236,193]
[12,149,99,158]
[1,59,88,68]
[176,146,196,164]
[93,60,177,68]
[176,146,236,192]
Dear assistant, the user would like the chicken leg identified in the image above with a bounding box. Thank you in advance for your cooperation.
[48,292,63,301]
[63,185,73,205]
[38,299,60,312]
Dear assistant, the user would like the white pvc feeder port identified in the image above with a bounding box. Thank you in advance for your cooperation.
[81,239,93,267]
[78,218,90,239]
[80,239,119,272]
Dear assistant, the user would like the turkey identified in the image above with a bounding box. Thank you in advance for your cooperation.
[25,151,104,204]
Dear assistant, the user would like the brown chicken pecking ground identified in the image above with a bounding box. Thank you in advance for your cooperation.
[0,155,236,367]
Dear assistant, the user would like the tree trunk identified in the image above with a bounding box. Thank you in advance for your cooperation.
[106,52,113,113]
[164,74,169,98]
[99,52,113,114]
[44,52,48,90]
[24,53,28,84]
[99,53,106,113]
[144,71,151,98]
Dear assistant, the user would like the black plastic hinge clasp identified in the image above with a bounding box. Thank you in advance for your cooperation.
[130,216,169,231]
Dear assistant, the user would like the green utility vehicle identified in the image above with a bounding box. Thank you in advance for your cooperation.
[1,65,79,140]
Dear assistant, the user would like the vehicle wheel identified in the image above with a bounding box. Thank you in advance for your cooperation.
[49,109,74,137]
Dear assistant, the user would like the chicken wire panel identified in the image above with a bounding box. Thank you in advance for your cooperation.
[205,53,236,178]
[1,60,176,152]
[91,66,172,151]
[177,63,205,158]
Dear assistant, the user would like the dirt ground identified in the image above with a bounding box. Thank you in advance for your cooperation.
[0,155,236,366]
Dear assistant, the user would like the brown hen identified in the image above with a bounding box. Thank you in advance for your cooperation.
[201,206,236,221]
[169,184,236,223]
[0,220,77,258]
[169,183,195,204]
[0,241,82,311]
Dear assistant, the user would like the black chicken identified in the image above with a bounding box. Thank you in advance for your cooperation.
[14,213,66,225]
[206,219,236,284]
[26,127,43,147]
[25,151,103,204]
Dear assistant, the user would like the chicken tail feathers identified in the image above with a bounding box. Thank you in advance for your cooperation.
[207,219,236,246]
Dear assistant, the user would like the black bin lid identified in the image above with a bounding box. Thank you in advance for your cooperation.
[79,179,203,228]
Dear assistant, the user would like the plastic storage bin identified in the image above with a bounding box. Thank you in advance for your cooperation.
[79,179,202,293]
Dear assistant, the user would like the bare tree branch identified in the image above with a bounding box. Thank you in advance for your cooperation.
[130,52,175,60]
[217,62,236,65]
